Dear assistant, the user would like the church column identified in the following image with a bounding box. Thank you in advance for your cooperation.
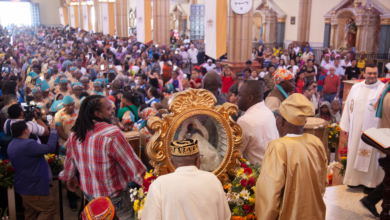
[277,17,285,47]
[379,18,390,54]
[355,25,361,52]
[153,0,170,45]
[93,0,102,33]
[115,0,129,37]
[330,24,336,48]
[323,18,331,48]
[297,0,312,44]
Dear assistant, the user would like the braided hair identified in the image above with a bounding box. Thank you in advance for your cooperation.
[71,95,105,142]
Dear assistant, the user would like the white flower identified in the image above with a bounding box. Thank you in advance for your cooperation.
[240,189,250,200]
[232,193,240,201]
[246,161,250,166]
[138,209,143,219]
[331,123,337,127]
[236,199,244,206]
[130,195,135,202]
[133,190,138,196]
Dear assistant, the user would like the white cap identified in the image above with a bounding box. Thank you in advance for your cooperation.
[207,59,212,63]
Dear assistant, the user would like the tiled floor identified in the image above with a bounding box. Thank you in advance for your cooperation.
[324,185,381,220]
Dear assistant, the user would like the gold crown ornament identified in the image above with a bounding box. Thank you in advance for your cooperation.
[170,139,199,157]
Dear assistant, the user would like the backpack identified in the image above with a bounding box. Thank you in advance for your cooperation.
[0,120,14,159]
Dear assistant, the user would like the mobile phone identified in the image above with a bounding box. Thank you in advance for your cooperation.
[10,57,13,60]
[155,44,158,47]
[106,84,111,89]
[57,44,60,49]
[108,58,112,62]
[100,65,104,71]
[109,65,112,69]
[173,65,177,71]
[183,74,187,79]
[175,51,178,54]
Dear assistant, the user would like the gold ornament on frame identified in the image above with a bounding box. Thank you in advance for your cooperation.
[146,89,243,184]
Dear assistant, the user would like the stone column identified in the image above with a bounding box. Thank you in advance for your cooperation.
[355,25,361,52]
[115,0,129,37]
[222,0,260,72]
[296,0,312,45]
[153,0,170,45]
[379,18,390,54]
[330,24,336,48]
[93,0,102,33]
[277,17,285,46]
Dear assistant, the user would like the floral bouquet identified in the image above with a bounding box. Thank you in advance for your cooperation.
[130,170,157,220]
[0,159,14,189]
[224,158,261,220]
[328,123,341,147]
[44,154,65,176]
[339,144,348,177]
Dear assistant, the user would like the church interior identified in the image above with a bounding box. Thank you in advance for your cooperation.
[1,0,390,220]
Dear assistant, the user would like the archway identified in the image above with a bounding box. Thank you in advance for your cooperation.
[253,12,262,41]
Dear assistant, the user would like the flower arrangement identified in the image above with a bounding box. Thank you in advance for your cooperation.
[0,207,9,220]
[44,154,65,175]
[339,143,348,177]
[0,159,14,189]
[224,158,261,220]
[328,123,341,147]
[130,170,157,220]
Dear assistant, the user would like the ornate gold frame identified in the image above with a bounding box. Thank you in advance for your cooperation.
[146,89,243,183]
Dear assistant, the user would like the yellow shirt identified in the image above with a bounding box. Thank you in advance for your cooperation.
[255,134,328,220]
[357,58,367,69]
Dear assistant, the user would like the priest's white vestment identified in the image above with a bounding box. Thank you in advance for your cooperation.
[340,80,385,187]
[141,166,231,220]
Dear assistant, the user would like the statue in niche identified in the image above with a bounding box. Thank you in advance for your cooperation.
[344,18,357,48]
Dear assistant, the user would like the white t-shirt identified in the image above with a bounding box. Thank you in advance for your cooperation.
[80,67,87,74]
[204,63,216,72]
[4,119,45,143]
[340,59,352,68]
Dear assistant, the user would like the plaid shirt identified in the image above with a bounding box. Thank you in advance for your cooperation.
[59,122,146,198]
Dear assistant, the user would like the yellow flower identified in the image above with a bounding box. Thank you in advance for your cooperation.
[236,184,240,187]
[239,158,247,162]
[237,168,244,177]
[47,153,55,158]
[252,186,256,193]
[328,125,332,128]
[246,214,256,220]
[0,160,2,164]
[144,170,154,180]
[133,200,140,212]
[44,155,50,161]
[336,127,341,132]
[330,132,334,135]
[341,156,347,160]
[223,184,232,190]
[248,197,255,204]
[329,135,332,138]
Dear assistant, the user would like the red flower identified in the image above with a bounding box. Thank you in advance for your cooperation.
[143,176,157,192]
[248,176,255,186]
[243,204,254,214]
[2,159,10,165]
[240,179,248,188]
[6,166,14,173]
[244,168,252,175]
[240,163,248,168]
[48,158,54,165]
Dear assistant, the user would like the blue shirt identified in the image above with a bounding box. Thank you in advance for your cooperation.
[7,130,59,196]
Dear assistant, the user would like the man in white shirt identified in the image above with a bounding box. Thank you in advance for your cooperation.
[142,139,231,220]
[204,59,216,72]
[187,44,198,65]
[333,59,345,76]
[293,43,300,55]
[236,81,279,165]
[179,46,188,64]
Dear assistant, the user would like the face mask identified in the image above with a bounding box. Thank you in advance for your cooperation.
[135,79,139,85]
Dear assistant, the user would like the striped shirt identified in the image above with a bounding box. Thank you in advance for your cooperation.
[59,122,146,198]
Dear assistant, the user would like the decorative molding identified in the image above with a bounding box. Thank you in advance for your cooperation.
[277,17,286,23]
[381,18,390,25]
[170,4,188,17]
[254,0,287,19]
[325,18,331,23]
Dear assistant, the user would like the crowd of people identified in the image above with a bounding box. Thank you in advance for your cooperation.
[0,24,389,220]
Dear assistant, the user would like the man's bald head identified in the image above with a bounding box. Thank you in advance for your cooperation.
[203,71,222,93]
[243,80,264,100]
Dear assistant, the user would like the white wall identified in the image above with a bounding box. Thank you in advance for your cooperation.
[31,0,61,26]
[273,0,300,42]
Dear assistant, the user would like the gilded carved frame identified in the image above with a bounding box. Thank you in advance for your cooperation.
[146,89,243,183]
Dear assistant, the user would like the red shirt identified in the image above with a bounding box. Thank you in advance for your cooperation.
[59,122,146,198]
[296,78,305,94]
[323,74,340,94]
[221,76,235,93]
[190,78,202,88]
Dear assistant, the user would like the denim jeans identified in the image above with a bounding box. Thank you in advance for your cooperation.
[324,92,336,104]
[85,189,134,220]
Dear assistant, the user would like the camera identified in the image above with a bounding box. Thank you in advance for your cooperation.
[130,91,145,107]
[23,96,41,122]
